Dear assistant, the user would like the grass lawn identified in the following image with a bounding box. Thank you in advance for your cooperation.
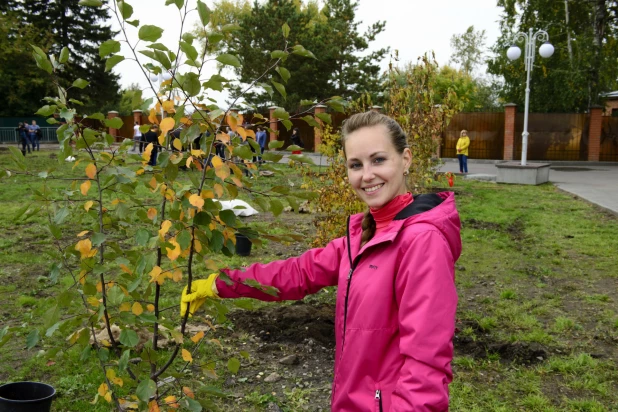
[0,149,617,411]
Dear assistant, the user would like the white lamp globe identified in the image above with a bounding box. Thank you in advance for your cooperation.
[507,45,521,61]
[539,42,554,58]
[162,71,172,81]
[150,74,159,82]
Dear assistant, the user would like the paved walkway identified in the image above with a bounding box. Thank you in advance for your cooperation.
[438,159,618,215]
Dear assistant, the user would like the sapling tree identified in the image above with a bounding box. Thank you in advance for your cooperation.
[0,0,346,410]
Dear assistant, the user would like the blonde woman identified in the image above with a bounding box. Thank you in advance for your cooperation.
[456,130,470,174]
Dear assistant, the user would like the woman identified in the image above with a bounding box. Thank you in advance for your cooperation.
[182,111,461,411]
[456,130,470,174]
[290,127,303,154]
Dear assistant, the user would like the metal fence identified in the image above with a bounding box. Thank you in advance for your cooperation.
[514,113,589,161]
[0,127,59,144]
[601,117,618,161]
[441,113,504,159]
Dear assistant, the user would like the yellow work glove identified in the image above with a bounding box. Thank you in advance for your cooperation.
[180,274,219,317]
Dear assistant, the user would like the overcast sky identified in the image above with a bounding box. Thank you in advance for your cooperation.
[108,0,504,106]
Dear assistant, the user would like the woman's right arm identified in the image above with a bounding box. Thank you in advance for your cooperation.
[216,237,345,301]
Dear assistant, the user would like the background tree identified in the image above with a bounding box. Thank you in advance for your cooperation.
[488,0,618,112]
[200,0,387,112]
[17,0,121,113]
[450,25,487,76]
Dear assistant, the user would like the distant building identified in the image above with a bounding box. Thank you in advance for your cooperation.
[604,91,618,116]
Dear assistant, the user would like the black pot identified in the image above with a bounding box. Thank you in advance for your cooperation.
[0,382,55,412]
[235,233,252,256]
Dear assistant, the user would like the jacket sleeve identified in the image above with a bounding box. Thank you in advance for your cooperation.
[215,237,344,301]
[460,138,470,151]
[391,230,457,412]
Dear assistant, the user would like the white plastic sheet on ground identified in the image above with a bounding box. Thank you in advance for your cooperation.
[214,199,259,216]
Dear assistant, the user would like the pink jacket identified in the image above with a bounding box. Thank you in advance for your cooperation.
[217,192,461,411]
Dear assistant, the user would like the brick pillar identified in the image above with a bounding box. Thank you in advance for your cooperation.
[370,105,382,113]
[588,105,603,161]
[313,104,327,152]
[268,106,278,143]
[133,110,142,125]
[503,103,517,160]
[107,111,120,142]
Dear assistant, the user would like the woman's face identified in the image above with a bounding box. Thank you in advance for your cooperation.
[344,124,411,210]
[461,130,467,137]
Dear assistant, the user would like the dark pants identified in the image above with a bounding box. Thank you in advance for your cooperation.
[20,133,32,153]
[149,150,158,166]
[215,142,225,159]
[457,154,468,173]
[30,133,39,150]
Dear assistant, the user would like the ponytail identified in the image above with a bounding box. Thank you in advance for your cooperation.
[360,210,376,247]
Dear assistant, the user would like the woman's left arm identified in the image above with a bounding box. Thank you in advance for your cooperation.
[391,230,458,411]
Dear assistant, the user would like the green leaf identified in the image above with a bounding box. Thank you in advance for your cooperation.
[177,230,192,251]
[271,79,286,100]
[147,42,170,51]
[105,117,124,129]
[119,329,139,348]
[208,32,224,45]
[78,0,102,6]
[105,54,125,72]
[272,107,289,120]
[292,44,316,59]
[99,40,120,58]
[232,144,253,160]
[276,67,290,83]
[184,397,203,412]
[216,54,241,68]
[31,45,52,74]
[210,230,224,252]
[219,210,236,227]
[135,228,150,246]
[91,232,107,247]
[261,152,283,162]
[88,112,105,121]
[131,89,142,109]
[180,41,198,62]
[118,0,133,19]
[13,203,31,222]
[26,330,40,350]
[270,199,284,217]
[136,379,157,402]
[315,112,332,125]
[126,19,139,27]
[301,115,320,127]
[35,105,57,116]
[54,207,69,224]
[80,345,91,362]
[138,25,164,42]
[227,357,240,374]
[197,0,211,26]
[182,72,201,97]
[282,23,290,38]
[118,350,131,371]
[326,99,347,113]
[281,119,293,131]
[59,47,69,64]
[166,0,184,8]
[107,286,124,306]
[268,140,284,150]
[72,78,89,89]
[271,50,288,60]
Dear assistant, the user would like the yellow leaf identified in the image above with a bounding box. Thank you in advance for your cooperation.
[231,177,243,188]
[147,304,155,312]
[96,281,103,293]
[149,108,159,124]
[172,138,182,151]
[75,239,97,259]
[120,264,132,275]
[147,207,157,220]
[246,129,256,139]
[148,266,162,284]
[211,155,223,169]
[77,230,89,237]
[201,190,214,199]
[190,331,205,344]
[164,395,179,409]
[85,163,97,179]
[148,177,157,191]
[162,100,175,113]
[136,168,145,176]
[119,302,131,312]
[143,143,153,163]
[112,377,123,387]
[182,387,195,399]
[132,302,144,316]
[189,194,204,210]
[209,338,223,349]
[226,114,238,131]
[159,220,172,239]
[215,164,230,180]
[191,149,204,157]
[80,180,91,196]
[166,239,181,261]
[214,183,224,198]
[104,391,112,403]
[106,368,116,380]
[185,156,193,169]
[182,349,193,364]
[160,117,175,135]
[158,133,166,145]
[236,126,247,141]
[180,117,191,125]
[148,400,160,412]
[98,382,109,396]
[172,269,182,282]
[84,201,94,211]
[204,259,219,271]
[194,239,202,253]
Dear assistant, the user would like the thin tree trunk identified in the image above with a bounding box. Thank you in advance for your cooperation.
[564,0,573,67]
[590,0,607,106]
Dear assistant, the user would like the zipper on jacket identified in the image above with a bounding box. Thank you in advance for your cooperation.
[375,390,383,412]
[342,216,361,350]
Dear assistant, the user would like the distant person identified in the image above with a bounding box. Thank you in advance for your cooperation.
[28,120,41,151]
[290,127,303,154]
[132,121,142,153]
[256,126,267,163]
[16,122,32,155]
[456,129,470,174]
[143,124,159,166]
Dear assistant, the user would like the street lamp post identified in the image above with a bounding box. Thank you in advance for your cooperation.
[507,28,554,166]
[149,70,173,119]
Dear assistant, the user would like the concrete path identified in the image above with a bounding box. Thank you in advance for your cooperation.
[438,159,618,215]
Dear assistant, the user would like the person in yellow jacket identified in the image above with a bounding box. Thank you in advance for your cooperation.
[456,129,470,174]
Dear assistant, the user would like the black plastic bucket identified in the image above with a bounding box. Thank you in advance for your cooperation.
[235,233,252,256]
[0,382,55,412]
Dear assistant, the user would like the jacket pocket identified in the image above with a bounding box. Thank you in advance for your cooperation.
[375,389,383,412]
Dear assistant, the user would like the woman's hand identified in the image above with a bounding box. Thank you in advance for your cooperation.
[180,273,219,317]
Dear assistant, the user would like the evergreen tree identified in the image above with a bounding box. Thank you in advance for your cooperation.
[20,0,121,113]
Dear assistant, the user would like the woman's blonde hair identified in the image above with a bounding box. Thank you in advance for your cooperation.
[460,130,468,137]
